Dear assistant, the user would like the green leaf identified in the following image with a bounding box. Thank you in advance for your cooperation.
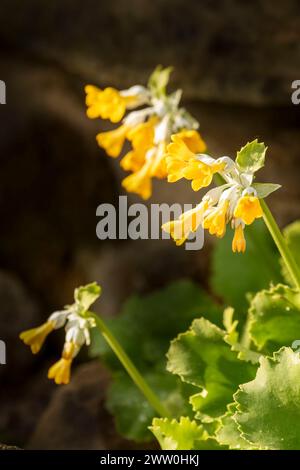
[150,417,225,450]
[282,221,300,285]
[234,348,300,450]
[148,65,173,97]
[236,139,267,173]
[167,318,256,420]
[221,308,260,364]
[90,280,222,441]
[249,284,300,354]
[211,219,282,313]
[216,409,257,449]
[90,280,223,369]
[106,372,194,442]
[74,282,101,311]
[252,183,281,199]
[223,307,239,344]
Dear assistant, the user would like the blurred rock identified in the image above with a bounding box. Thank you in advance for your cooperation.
[28,361,153,450]
[0,367,55,446]
[0,270,41,379]
[0,58,118,307]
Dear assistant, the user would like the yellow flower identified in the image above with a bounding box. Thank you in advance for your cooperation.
[162,201,209,246]
[85,86,128,123]
[48,342,75,385]
[167,134,195,171]
[85,85,146,123]
[203,200,229,238]
[119,117,158,173]
[19,321,54,354]
[232,224,246,253]
[122,159,152,200]
[182,160,224,191]
[120,149,145,172]
[121,143,167,197]
[96,124,128,157]
[166,132,219,190]
[234,196,263,225]
[175,129,207,153]
[151,142,168,179]
[127,117,156,152]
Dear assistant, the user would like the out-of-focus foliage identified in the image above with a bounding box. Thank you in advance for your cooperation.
[89,280,222,441]
[211,219,283,312]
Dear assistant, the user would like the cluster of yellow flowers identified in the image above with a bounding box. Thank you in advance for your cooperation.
[85,67,279,254]
[20,284,100,384]
[162,137,271,252]
[85,66,206,199]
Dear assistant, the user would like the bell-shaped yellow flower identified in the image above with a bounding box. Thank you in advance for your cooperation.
[167,134,195,164]
[175,129,207,153]
[127,117,156,152]
[48,342,75,385]
[182,161,217,191]
[120,149,146,172]
[19,321,54,354]
[162,201,209,246]
[85,86,127,123]
[203,200,229,238]
[232,224,246,253]
[166,131,214,189]
[96,124,128,157]
[122,159,152,200]
[234,196,263,225]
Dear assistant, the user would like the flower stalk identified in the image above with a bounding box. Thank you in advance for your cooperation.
[91,312,171,418]
[261,199,300,290]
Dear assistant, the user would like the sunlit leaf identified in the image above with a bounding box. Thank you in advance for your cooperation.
[249,284,300,354]
[234,348,300,450]
[167,318,256,420]
[236,140,267,173]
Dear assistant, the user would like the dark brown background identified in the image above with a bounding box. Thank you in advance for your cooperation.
[0,0,299,449]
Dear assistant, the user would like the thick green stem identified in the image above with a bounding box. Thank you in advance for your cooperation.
[261,199,300,290]
[91,313,171,418]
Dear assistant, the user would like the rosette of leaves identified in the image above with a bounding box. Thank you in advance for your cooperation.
[150,219,300,450]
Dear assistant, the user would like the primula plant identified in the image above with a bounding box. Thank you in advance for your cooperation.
[162,139,280,252]
[20,67,300,450]
[85,66,205,199]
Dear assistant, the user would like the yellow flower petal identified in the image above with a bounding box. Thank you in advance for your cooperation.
[96,124,128,157]
[167,135,195,162]
[47,342,76,385]
[232,224,246,253]
[175,129,207,153]
[48,358,72,385]
[122,160,152,200]
[166,133,215,189]
[20,321,54,354]
[162,201,208,246]
[127,117,156,152]
[120,149,145,172]
[203,201,229,238]
[85,86,127,123]
[151,143,168,179]
[234,196,263,225]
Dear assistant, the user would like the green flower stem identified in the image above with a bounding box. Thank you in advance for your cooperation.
[91,312,171,418]
[261,199,300,290]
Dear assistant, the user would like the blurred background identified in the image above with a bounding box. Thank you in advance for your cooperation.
[0,0,299,449]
